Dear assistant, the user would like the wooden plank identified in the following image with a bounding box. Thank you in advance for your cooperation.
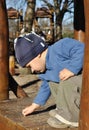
[0,68,79,130]
[0,98,78,130]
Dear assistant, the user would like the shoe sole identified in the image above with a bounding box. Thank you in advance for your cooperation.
[47,117,69,129]
[49,110,78,128]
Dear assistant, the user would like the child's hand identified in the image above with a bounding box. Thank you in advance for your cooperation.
[22,103,40,116]
[59,68,74,81]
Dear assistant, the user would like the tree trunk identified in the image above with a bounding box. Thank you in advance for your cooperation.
[24,0,36,32]
[54,0,62,41]
[0,0,9,100]
[55,24,62,41]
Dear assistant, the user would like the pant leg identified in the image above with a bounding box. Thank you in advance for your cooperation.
[49,74,82,122]
[49,82,58,102]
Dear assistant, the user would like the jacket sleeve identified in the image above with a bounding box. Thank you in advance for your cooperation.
[33,80,51,105]
[59,38,85,74]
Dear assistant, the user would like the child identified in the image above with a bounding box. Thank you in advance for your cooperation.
[14,32,84,128]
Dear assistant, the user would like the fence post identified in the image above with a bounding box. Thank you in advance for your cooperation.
[79,0,89,129]
[74,0,85,43]
[0,0,9,100]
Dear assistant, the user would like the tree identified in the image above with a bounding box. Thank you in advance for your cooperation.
[24,0,36,32]
[6,0,74,40]
[42,0,74,41]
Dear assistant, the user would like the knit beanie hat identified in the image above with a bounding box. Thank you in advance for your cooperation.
[14,32,48,67]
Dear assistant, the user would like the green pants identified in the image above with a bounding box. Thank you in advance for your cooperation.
[49,74,82,122]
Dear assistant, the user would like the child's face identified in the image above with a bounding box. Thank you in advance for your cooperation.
[26,54,46,74]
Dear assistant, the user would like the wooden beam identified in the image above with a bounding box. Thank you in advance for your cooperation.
[74,0,85,43]
[0,0,9,100]
[79,0,89,129]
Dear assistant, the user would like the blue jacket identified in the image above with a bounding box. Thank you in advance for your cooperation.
[33,38,84,105]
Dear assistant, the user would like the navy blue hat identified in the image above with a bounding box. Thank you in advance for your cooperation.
[14,32,48,67]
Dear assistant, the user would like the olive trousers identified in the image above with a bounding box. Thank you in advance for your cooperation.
[49,74,82,122]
